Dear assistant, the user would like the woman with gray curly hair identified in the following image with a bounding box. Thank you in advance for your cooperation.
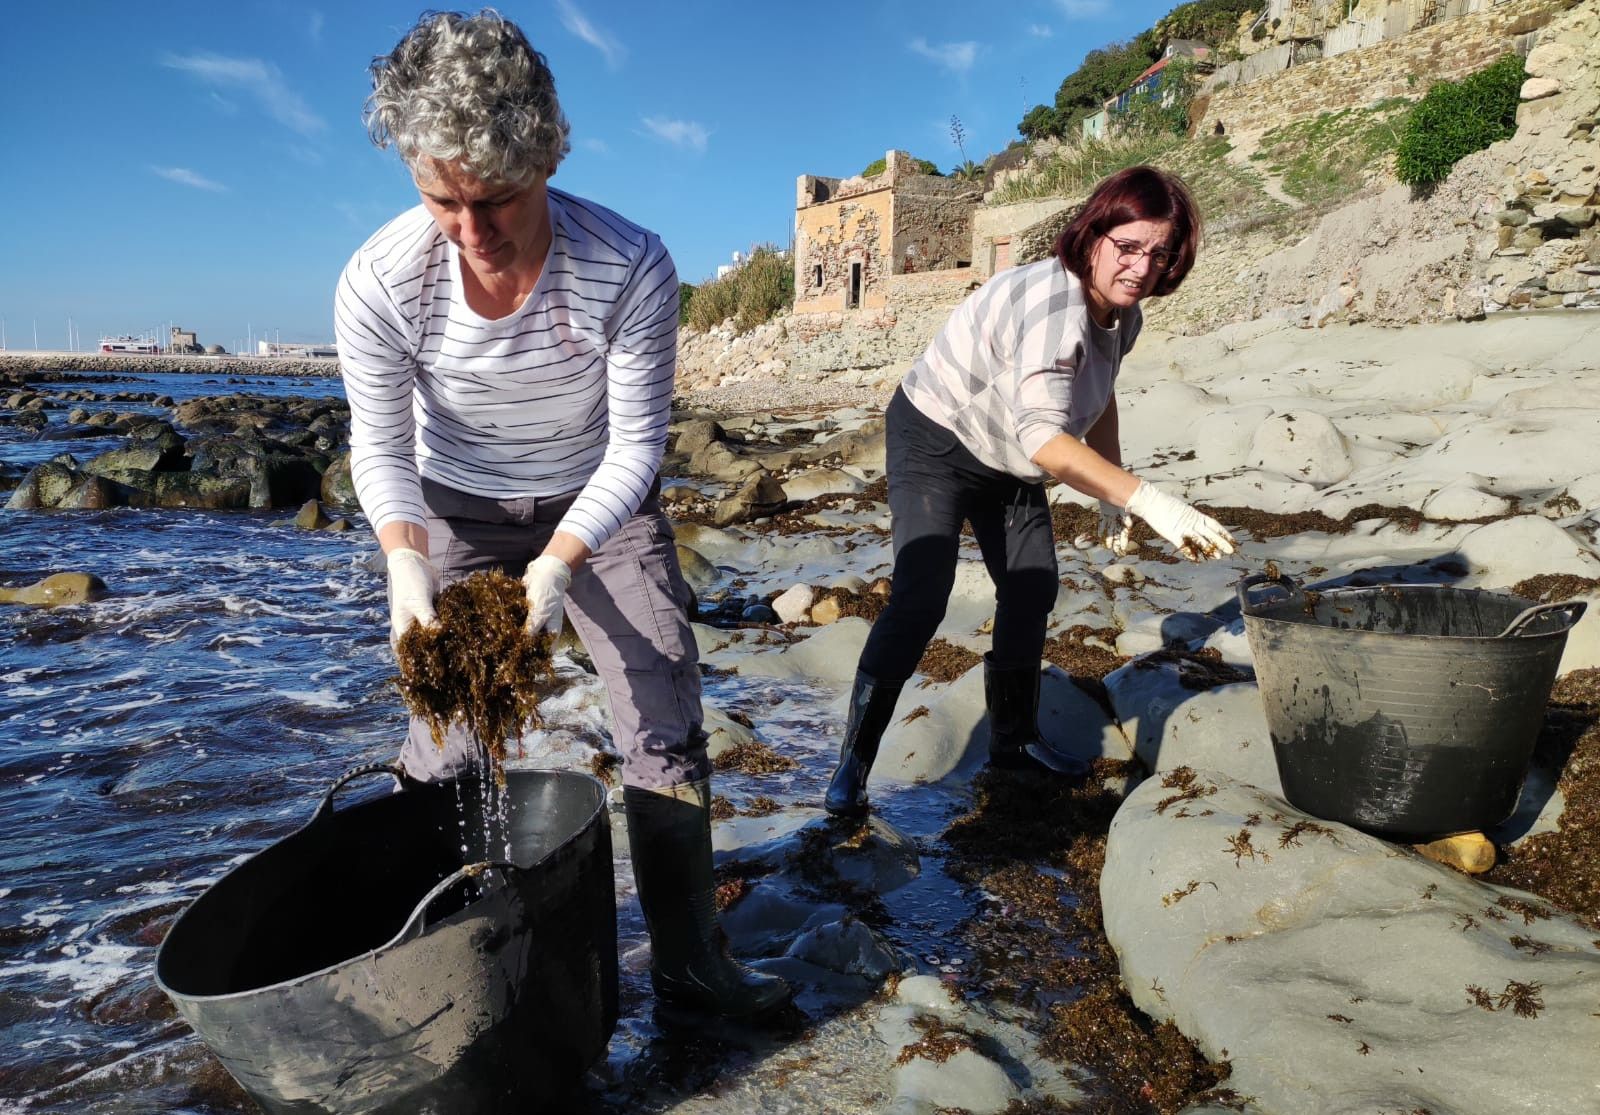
[335,9,791,1022]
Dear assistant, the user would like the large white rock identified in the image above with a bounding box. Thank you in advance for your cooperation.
[1191,404,1273,472]
[1556,590,1600,675]
[736,617,871,685]
[1102,773,1600,1115]
[1105,655,1280,793]
[1420,477,1515,521]
[1248,410,1353,486]
[771,583,816,625]
[1456,515,1600,585]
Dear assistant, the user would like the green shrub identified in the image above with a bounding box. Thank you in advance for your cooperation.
[677,281,695,326]
[1156,0,1264,48]
[861,155,941,177]
[684,246,793,335]
[1395,53,1524,187]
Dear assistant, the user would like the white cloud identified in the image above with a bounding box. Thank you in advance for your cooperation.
[1056,0,1110,16]
[641,116,708,154]
[579,137,610,155]
[555,0,625,69]
[1028,23,1054,37]
[151,166,227,192]
[163,52,326,136]
[908,37,979,74]
[308,10,324,45]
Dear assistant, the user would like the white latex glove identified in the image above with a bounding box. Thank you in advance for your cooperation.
[386,547,438,649]
[522,554,573,637]
[1123,480,1236,561]
[1097,499,1134,557]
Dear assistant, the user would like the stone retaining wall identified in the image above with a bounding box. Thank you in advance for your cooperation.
[1198,0,1565,137]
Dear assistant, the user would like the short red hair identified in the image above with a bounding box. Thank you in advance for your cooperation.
[1053,166,1201,297]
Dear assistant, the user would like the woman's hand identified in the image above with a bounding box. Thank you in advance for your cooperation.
[1095,499,1134,556]
[1123,481,1235,561]
[386,548,438,649]
[522,554,573,636]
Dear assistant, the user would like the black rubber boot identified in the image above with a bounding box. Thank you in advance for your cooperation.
[984,654,1089,775]
[623,779,793,1020]
[823,671,905,817]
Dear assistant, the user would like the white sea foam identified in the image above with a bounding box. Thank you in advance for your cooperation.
[280,688,344,709]
[95,696,165,713]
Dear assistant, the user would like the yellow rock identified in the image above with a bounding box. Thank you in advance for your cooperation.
[1412,831,1496,875]
[810,597,842,626]
[0,572,109,607]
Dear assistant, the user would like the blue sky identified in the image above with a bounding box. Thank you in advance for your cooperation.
[1,0,1175,351]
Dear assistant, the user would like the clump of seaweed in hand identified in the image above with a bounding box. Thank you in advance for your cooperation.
[395,570,556,766]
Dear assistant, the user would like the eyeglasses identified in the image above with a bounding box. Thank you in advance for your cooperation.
[1105,237,1177,273]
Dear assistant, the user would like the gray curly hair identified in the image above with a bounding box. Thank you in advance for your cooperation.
[365,9,571,187]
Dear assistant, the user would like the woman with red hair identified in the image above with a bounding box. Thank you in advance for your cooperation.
[824,165,1235,818]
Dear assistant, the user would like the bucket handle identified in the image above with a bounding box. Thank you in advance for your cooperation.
[311,762,412,825]
[1497,599,1588,639]
[398,860,519,942]
[1236,571,1304,615]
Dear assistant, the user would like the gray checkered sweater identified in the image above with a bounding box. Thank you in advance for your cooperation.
[899,258,1141,481]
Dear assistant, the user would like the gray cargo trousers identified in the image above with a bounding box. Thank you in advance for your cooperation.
[396,476,711,790]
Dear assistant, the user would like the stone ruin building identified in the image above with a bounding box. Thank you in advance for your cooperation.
[792,150,981,315]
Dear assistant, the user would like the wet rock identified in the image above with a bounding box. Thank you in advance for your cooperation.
[5,461,79,509]
[0,571,108,607]
[740,602,778,623]
[293,499,330,530]
[84,438,188,476]
[188,433,325,508]
[702,704,757,761]
[784,915,900,980]
[98,469,253,510]
[1103,772,1600,1115]
[324,517,352,532]
[57,474,115,510]
[714,473,788,527]
[738,616,871,685]
[674,543,719,592]
[320,449,357,509]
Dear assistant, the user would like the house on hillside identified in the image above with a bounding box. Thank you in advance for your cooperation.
[1107,39,1211,116]
[793,150,980,314]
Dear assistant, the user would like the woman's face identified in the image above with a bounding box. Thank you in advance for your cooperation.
[1085,218,1175,326]
[413,157,551,284]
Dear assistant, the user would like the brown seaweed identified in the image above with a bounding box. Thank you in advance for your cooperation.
[394,570,556,766]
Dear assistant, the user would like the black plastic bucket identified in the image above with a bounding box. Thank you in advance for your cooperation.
[155,764,618,1114]
[1239,574,1586,839]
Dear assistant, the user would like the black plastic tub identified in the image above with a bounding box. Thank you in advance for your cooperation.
[1239,574,1585,839]
[155,764,617,1114]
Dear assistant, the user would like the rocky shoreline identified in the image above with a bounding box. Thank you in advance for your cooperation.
[4,307,1600,1112]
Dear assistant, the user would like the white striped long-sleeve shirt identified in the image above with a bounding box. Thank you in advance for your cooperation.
[899,258,1141,481]
[333,188,678,553]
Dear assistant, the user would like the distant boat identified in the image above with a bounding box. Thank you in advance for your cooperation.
[99,335,161,355]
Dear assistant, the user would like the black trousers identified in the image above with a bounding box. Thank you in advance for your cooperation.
[857,388,1060,683]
